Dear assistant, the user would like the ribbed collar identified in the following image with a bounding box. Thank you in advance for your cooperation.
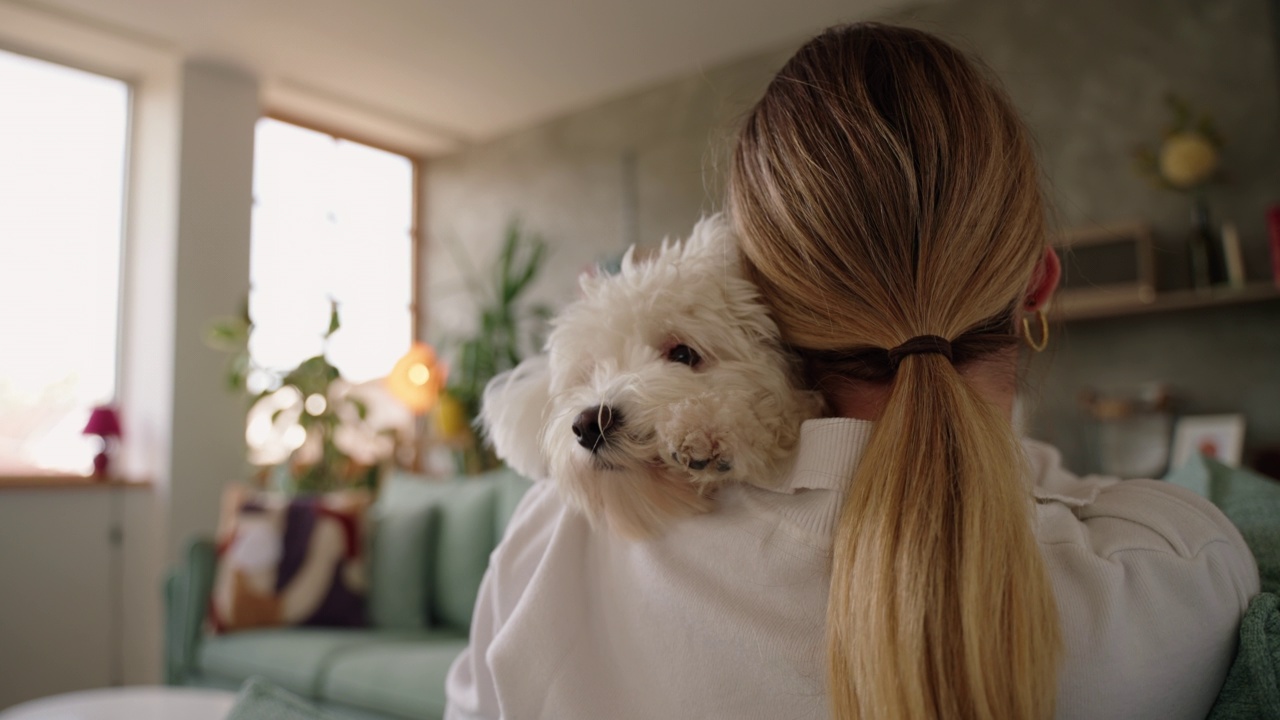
[773,418,875,493]
[769,418,1111,508]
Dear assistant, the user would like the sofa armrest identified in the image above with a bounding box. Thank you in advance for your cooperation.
[164,537,217,684]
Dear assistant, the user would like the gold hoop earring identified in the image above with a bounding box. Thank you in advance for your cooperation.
[1022,309,1049,352]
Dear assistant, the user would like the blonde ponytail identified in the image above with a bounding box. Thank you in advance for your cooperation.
[828,353,1059,718]
[729,23,1061,719]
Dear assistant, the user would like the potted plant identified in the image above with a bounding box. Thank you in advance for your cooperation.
[207,301,405,493]
[435,221,551,475]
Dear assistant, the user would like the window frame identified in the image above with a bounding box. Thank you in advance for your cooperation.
[258,110,426,347]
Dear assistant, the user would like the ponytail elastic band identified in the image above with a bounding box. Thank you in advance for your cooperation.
[887,335,953,368]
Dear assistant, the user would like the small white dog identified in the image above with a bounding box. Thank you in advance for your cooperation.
[481,214,823,538]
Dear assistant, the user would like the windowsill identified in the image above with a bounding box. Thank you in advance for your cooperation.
[0,475,152,490]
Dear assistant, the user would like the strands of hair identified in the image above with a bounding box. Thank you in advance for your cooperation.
[730,23,1061,720]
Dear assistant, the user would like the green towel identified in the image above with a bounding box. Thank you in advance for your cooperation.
[1208,593,1280,720]
[227,677,335,720]
[1165,454,1280,594]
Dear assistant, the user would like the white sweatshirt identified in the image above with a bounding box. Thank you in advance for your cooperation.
[445,418,1260,720]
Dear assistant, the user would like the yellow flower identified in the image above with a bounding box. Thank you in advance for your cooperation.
[434,393,469,440]
[1159,132,1219,189]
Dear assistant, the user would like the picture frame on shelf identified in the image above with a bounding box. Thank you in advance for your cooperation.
[1219,222,1246,289]
[1053,222,1156,318]
[1169,413,1246,470]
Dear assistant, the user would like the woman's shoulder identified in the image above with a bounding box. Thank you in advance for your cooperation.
[1025,438,1256,566]
[492,479,576,566]
[1024,439,1261,719]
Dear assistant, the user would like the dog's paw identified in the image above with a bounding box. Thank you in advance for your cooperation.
[666,429,734,476]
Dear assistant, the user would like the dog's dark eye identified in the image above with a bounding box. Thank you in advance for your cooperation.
[666,344,702,367]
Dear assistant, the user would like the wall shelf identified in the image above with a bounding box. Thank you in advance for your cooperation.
[1060,282,1280,322]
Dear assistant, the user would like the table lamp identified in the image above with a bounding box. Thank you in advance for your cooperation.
[387,343,445,471]
[83,405,122,479]
[387,342,444,414]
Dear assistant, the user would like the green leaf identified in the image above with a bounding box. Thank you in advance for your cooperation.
[222,352,250,394]
[326,300,341,338]
[512,239,547,296]
[283,356,340,397]
[204,318,250,352]
[498,222,519,295]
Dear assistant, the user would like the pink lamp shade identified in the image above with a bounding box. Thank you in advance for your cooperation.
[83,405,121,479]
[83,406,123,438]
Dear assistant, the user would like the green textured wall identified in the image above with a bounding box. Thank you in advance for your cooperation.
[424,0,1280,473]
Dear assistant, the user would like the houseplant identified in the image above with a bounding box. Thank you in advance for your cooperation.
[207,301,401,493]
[436,221,551,475]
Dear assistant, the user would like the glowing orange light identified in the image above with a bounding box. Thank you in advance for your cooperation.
[386,342,445,415]
[408,363,430,386]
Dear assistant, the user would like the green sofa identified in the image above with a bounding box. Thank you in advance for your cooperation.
[1167,454,1280,719]
[164,468,533,720]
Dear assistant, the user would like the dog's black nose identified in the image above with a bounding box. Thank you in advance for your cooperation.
[572,405,617,452]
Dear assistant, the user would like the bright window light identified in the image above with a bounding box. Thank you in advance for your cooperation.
[0,49,129,475]
[250,118,415,386]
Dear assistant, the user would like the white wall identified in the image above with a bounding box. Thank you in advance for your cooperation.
[167,60,259,561]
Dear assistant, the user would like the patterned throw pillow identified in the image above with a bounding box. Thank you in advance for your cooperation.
[210,486,370,633]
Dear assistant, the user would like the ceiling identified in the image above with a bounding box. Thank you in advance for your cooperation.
[12,0,920,154]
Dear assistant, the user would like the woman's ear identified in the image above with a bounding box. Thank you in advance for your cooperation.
[1025,247,1061,312]
[480,355,552,480]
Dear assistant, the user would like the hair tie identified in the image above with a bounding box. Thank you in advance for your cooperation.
[887,335,953,369]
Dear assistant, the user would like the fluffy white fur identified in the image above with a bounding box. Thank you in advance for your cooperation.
[481,214,823,538]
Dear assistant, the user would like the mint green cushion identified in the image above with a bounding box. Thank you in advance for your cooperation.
[228,677,335,720]
[493,469,534,544]
[371,470,525,632]
[1167,454,1280,593]
[1165,453,1213,497]
[319,633,469,720]
[430,478,498,631]
[368,472,449,630]
[199,629,380,697]
[168,538,217,684]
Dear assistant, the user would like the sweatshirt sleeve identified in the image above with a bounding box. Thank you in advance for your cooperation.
[445,481,561,720]
[1040,478,1260,720]
[444,567,502,720]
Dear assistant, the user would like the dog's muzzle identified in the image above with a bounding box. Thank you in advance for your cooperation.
[572,405,619,453]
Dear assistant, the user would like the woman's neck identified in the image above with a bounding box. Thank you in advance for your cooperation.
[825,350,1020,421]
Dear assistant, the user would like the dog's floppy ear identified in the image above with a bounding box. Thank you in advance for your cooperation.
[679,213,739,270]
[480,355,552,480]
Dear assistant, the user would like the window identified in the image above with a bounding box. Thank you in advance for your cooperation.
[249,118,417,389]
[0,49,129,475]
